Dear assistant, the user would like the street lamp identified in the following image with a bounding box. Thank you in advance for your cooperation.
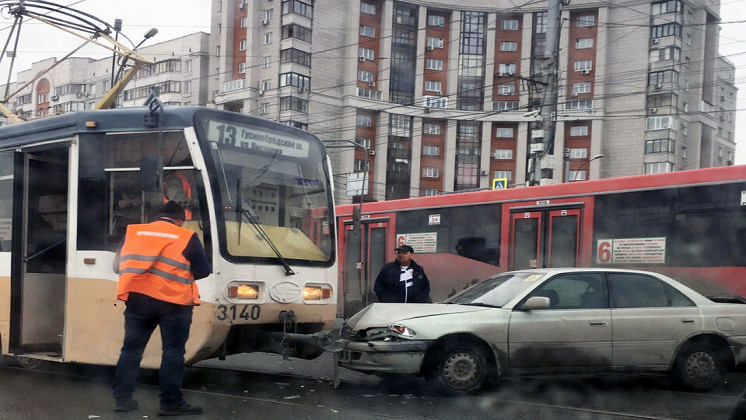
[573,154,603,181]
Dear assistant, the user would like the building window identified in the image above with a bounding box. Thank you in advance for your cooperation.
[649,70,678,85]
[493,149,513,160]
[262,79,271,91]
[423,96,448,108]
[263,9,273,22]
[652,0,683,15]
[502,19,518,30]
[496,127,514,137]
[425,81,442,93]
[354,159,369,172]
[428,15,445,27]
[569,170,586,181]
[572,82,591,94]
[565,99,593,109]
[424,123,441,134]
[500,41,517,52]
[239,39,246,51]
[575,38,593,49]
[241,16,247,28]
[427,37,444,49]
[280,48,311,67]
[498,63,516,75]
[355,137,371,149]
[183,81,191,94]
[422,145,440,156]
[573,60,592,71]
[358,70,373,83]
[569,148,587,159]
[359,47,374,60]
[215,68,220,79]
[360,25,376,37]
[498,84,515,95]
[686,33,692,46]
[423,189,439,197]
[279,72,311,90]
[646,116,674,130]
[183,60,192,73]
[577,15,595,27]
[426,59,443,70]
[260,102,269,115]
[493,101,519,111]
[264,32,272,44]
[237,62,246,74]
[282,24,312,42]
[570,125,589,136]
[263,57,271,68]
[645,139,675,154]
[422,167,440,178]
[644,162,673,174]
[356,114,372,127]
[279,96,308,113]
[361,2,376,14]
[651,23,681,39]
[281,0,313,18]
[493,170,512,181]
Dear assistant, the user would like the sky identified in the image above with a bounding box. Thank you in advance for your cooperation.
[0,0,743,163]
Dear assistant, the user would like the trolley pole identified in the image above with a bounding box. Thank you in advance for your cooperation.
[530,0,566,185]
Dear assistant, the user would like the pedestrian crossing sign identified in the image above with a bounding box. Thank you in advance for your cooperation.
[492,178,508,190]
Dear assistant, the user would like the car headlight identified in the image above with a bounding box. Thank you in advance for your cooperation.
[389,323,416,337]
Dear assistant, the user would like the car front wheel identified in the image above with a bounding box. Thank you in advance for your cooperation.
[428,344,487,396]
[670,344,724,392]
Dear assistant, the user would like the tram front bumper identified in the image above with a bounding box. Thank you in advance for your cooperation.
[336,339,430,374]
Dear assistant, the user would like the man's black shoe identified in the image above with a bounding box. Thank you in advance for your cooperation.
[158,401,203,416]
[114,399,139,412]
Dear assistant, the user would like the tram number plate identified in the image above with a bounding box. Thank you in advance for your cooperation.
[216,305,261,321]
[338,350,352,363]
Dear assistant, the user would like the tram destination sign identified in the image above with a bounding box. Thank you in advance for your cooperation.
[206,119,309,158]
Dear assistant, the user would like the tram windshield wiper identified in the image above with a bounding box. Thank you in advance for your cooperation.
[235,179,295,276]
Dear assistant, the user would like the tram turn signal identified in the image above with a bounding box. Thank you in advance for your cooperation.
[228,284,259,299]
[304,286,332,300]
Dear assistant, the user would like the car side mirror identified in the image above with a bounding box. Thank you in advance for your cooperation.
[521,296,550,311]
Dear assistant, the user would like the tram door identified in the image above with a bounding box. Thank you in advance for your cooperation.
[342,218,389,318]
[510,207,581,270]
[9,145,70,356]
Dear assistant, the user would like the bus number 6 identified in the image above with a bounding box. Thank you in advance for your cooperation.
[216,305,261,321]
[597,240,612,264]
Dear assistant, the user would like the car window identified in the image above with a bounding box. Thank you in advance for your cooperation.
[608,273,695,308]
[529,272,607,310]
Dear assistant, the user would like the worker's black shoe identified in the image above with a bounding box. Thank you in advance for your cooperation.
[158,401,202,416]
[114,399,139,412]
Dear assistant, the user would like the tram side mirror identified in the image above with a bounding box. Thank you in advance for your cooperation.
[352,206,361,235]
[139,154,163,192]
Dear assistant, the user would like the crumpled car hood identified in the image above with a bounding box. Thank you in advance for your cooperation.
[346,303,491,331]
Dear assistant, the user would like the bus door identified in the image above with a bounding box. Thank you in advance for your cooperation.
[510,207,582,270]
[9,145,70,356]
[342,217,389,318]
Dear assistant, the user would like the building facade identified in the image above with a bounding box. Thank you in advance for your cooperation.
[1,32,211,121]
[208,0,738,204]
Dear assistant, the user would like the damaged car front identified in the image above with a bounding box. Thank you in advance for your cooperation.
[337,271,547,394]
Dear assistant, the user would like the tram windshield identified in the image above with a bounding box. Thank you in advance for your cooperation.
[197,115,334,264]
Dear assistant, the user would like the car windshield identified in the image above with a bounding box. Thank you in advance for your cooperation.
[444,272,547,307]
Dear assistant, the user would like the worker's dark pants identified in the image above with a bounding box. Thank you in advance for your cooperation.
[112,293,193,408]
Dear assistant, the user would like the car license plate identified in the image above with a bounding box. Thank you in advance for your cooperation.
[337,350,352,363]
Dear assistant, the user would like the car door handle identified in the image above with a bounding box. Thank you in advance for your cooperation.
[681,318,696,323]
[589,320,608,326]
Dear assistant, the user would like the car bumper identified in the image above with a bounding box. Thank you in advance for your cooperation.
[337,339,430,374]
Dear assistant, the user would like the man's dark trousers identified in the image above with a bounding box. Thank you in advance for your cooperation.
[112,293,193,408]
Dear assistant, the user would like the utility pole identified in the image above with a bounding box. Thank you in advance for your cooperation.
[530,0,567,185]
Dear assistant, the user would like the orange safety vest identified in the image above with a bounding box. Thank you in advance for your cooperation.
[117,221,200,305]
[163,171,193,220]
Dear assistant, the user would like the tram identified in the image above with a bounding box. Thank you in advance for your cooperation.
[0,106,337,367]
[336,165,746,317]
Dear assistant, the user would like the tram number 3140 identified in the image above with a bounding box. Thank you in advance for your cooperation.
[216,305,261,321]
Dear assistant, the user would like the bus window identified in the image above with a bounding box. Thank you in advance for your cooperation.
[0,152,13,252]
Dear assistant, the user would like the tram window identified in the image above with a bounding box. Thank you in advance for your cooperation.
[0,152,13,252]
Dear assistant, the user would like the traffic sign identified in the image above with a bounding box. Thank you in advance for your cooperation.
[492,178,508,190]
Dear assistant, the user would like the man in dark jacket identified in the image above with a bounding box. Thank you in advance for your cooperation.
[373,245,431,303]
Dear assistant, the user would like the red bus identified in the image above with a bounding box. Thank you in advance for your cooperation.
[336,165,746,318]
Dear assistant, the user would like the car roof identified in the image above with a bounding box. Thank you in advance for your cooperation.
[508,268,666,276]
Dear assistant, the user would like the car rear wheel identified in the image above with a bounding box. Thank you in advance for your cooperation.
[670,343,724,392]
[428,344,487,396]
[3,356,42,369]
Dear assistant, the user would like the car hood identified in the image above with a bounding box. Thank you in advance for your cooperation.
[346,303,492,331]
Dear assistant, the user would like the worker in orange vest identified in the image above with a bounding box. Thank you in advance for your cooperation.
[163,171,197,220]
[112,201,211,416]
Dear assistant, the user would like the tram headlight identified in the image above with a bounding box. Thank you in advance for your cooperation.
[228,284,259,300]
[304,286,332,300]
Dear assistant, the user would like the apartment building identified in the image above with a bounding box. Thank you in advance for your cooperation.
[2,32,211,121]
[208,0,738,204]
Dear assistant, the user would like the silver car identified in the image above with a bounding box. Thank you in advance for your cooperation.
[337,268,746,395]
